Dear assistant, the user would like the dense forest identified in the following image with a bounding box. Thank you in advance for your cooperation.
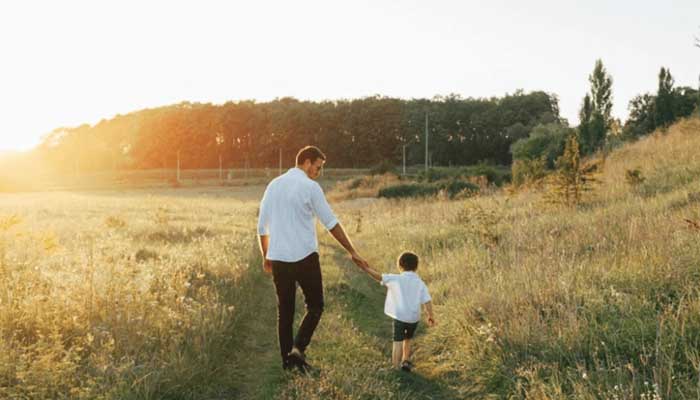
[33,62,698,174]
[35,91,559,172]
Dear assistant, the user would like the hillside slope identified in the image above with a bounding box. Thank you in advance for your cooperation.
[266,117,700,399]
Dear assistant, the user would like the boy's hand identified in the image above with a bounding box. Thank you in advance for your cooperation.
[427,316,436,327]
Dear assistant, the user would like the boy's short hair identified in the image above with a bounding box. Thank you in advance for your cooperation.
[397,251,419,271]
[296,146,326,166]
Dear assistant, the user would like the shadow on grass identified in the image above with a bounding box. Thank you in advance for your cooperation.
[325,245,388,341]
[393,369,462,400]
[325,246,461,400]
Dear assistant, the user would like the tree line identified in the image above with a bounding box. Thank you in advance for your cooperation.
[33,57,699,176]
[36,92,559,172]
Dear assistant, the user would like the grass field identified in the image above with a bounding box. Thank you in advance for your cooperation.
[1,118,700,399]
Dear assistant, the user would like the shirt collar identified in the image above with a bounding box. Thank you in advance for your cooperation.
[288,167,308,178]
[401,271,418,276]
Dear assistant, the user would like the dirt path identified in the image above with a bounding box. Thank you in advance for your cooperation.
[223,267,285,400]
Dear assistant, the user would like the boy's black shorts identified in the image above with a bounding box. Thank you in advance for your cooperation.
[393,319,419,341]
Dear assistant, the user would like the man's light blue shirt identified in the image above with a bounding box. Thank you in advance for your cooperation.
[258,167,338,262]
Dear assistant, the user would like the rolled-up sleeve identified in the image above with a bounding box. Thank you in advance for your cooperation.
[310,183,338,230]
[381,273,398,286]
[257,187,270,235]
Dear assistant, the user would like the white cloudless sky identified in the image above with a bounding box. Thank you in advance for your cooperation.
[1,0,699,151]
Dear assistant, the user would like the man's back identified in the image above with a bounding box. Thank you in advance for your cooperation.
[258,168,337,262]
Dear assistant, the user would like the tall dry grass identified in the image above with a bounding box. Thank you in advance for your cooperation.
[279,117,700,399]
[2,118,699,399]
[0,192,258,399]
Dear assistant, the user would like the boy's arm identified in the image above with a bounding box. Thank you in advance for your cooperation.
[423,301,436,326]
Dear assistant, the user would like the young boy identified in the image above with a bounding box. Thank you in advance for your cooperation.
[361,251,436,372]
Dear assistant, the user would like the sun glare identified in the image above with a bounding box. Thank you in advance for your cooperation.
[0,132,40,152]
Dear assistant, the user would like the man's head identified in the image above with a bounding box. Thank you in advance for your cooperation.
[296,146,326,180]
[397,251,419,272]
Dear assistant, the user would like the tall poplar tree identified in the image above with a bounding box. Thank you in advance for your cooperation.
[578,59,613,154]
[654,67,675,128]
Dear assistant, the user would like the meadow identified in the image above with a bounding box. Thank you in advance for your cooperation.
[1,118,700,399]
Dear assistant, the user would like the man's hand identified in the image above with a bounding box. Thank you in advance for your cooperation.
[263,259,273,275]
[258,235,271,275]
[351,251,369,270]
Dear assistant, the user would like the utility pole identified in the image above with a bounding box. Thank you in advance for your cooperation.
[278,148,282,175]
[176,150,181,182]
[402,143,406,176]
[424,112,429,172]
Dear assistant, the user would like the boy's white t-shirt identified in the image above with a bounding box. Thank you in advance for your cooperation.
[381,271,431,323]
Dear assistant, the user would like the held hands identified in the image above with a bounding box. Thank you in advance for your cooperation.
[350,251,369,270]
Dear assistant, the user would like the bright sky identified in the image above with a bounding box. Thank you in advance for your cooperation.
[1,0,699,151]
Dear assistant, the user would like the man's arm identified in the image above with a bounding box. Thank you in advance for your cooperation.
[257,184,273,275]
[309,184,368,270]
[328,223,369,269]
[258,235,272,274]
[360,264,382,282]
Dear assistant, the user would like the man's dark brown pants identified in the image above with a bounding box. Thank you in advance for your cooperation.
[271,252,324,366]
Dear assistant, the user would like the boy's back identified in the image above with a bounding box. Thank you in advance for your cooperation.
[381,271,431,324]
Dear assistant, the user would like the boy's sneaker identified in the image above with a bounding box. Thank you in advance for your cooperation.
[401,360,413,372]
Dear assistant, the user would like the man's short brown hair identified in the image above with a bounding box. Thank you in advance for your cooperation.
[296,146,326,166]
[398,251,419,271]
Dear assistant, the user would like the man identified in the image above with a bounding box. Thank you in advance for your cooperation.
[257,145,369,372]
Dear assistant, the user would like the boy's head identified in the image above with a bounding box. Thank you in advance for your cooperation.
[397,251,419,272]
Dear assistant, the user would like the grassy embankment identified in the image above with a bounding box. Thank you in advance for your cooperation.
[277,117,700,399]
[0,117,699,399]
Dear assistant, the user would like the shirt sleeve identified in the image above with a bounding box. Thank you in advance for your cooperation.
[310,182,338,230]
[381,273,398,286]
[257,185,271,235]
[420,282,432,304]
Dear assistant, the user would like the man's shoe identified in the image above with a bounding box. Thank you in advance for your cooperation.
[289,347,306,362]
[401,360,413,372]
[282,358,295,371]
[288,348,314,375]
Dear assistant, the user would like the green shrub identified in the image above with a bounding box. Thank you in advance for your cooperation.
[511,157,548,187]
[416,168,449,183]
[378,183,436,198]
[378,179,478,199]
[625,168,645,187]
[416,165,510,186]
[438,180,479,197]
[369,160,396,176]
[464,163,511,186]
[510,122,570,168]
